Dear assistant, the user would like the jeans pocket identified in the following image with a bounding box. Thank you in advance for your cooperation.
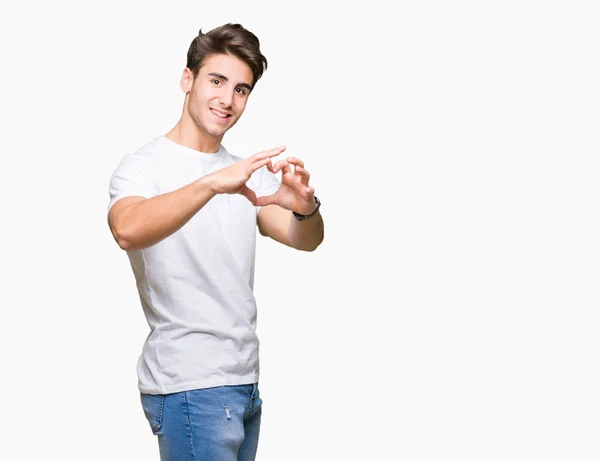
[140,393,165,435]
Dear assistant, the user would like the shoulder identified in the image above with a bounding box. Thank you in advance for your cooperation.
[116,138,165,168]
[135,137,170,162]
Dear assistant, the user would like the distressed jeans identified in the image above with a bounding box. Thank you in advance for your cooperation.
[140,383,262,461]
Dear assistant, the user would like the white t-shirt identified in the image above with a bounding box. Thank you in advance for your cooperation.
[107,136,280,395]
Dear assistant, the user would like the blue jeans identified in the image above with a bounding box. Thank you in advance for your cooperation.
[140,383,263,461]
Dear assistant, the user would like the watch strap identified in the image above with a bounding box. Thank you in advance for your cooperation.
[292,196,321,221]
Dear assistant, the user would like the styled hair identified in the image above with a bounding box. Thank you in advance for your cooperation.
[186,23,268,90]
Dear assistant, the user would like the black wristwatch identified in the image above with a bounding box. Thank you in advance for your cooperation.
[292,196,321,221]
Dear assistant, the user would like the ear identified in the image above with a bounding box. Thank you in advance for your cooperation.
[180,68,194,93]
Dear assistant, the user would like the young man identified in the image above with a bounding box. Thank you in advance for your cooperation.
[107,23,324,461]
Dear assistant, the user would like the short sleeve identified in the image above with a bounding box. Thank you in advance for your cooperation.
[107,154,159,216]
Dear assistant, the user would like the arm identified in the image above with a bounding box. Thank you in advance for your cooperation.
[258,203,324,251]
[108,146,286,251]
[108,178,216,251]
[256,156,324,252]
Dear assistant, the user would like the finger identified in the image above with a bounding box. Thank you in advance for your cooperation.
[248,157,275,174]
[302,188,316,205]
[286,156,305,168]
[294,165,311,184]
[299,186,315,201]
[255,193,279,207]
[238,184,257,205]
[288,180,314,202]
[271,159,291,174]
[250,145,287,164]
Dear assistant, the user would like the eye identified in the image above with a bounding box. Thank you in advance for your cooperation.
[235,87,247,96]
[211,79,222,86]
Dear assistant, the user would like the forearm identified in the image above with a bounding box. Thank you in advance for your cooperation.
[112,176,216,251]
[287,212,324,252]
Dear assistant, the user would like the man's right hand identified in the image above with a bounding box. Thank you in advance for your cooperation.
[205,146,286,205]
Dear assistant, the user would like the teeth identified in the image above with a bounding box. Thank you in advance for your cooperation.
[211,109,229,118]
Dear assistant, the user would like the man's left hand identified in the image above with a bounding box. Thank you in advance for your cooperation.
[255,156,317,214]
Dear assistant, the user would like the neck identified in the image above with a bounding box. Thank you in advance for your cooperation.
[165,108,223,154]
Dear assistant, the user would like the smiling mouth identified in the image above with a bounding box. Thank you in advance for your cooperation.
[210,108,231,119]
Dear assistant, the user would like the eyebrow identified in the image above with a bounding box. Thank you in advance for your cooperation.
[207,72,252,92]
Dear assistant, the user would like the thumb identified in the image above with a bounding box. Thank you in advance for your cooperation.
[238,184,257,205]
[255,193,278,207]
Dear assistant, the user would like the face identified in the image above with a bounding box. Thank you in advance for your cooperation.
[183,53,254,139]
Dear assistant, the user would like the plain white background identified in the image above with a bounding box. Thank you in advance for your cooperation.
[1,0,599,459]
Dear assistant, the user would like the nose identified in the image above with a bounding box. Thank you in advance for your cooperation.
[219,89,233,108]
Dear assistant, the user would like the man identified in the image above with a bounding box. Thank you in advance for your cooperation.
[107,23,324,461]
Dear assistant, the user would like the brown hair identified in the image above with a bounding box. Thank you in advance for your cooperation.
[186,23,268,90]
